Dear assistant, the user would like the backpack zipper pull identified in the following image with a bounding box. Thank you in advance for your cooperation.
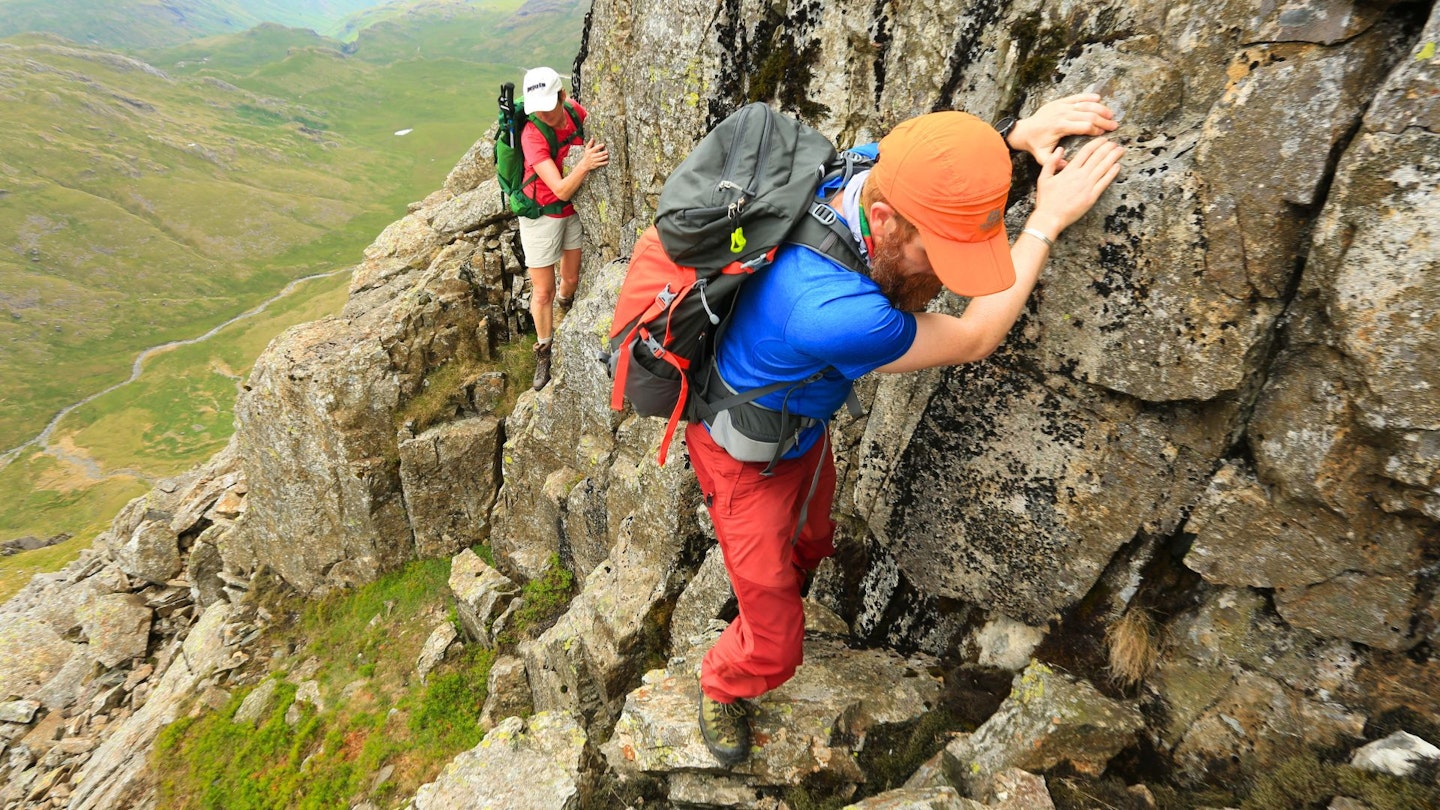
[730,227,746,254]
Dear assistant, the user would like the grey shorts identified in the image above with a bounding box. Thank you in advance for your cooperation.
[518,213,582,268]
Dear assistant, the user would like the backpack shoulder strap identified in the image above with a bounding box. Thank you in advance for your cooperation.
[527,115,561,157]
[563,101,584,143]
[527,102,585,158]
[786,203,869,276]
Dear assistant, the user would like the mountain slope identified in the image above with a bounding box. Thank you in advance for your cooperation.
[1,2,583,574]
[0,0,389,49]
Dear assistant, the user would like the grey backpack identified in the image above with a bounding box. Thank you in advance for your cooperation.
[604,103,871,467]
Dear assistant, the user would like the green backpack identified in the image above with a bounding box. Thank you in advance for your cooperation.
[495,81,585,219]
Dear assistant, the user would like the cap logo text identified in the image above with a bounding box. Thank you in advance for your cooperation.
[982,207,1002,231]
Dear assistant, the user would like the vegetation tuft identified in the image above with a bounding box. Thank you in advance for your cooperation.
[151,556,499,809]
[495,553,576,647]
[1105,607,1160,688]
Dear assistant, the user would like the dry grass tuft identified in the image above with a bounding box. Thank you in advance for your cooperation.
[1106,607,1160,688]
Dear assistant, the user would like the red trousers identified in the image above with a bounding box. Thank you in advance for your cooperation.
[686,423,837,703]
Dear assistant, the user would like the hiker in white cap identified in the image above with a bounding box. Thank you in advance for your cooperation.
[518,66,609,390]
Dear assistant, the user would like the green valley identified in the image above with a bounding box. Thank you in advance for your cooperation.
[0,0,583,598]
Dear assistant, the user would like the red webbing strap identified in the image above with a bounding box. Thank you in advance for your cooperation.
[652,307,691,464]
[657,367,688,466]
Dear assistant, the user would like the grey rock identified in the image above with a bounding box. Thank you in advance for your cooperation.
[294,680,324,713]
[68,603,235,810]
[78,594,153,669]
[32,645,97,713]
[1349,730,1440,778]
[416,622,458,682]
[0,617,74,701]
[411,712,593,810]
[843,787,981,809]
[187,533,226,610]
[943,663,1143,796]
[426,180,509,236]
[399,417,503,559]
[110,520,181,585]
[233,679,279,727]
[229,238,493,594]
[983,769,1055,810]
[669,545,733,665]
[448,549,519,646]
[971,615,1047,672]
[666,770,775,807]
[478,655,532,732]
[0,700,40,724]
[602,640,939,788]
[902,750,953,791]
[1172,670,1364,785]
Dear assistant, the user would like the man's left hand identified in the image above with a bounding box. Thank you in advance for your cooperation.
[1007,94,1118,165]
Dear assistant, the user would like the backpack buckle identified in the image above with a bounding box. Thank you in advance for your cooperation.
[809,203,838,227]
[656,284,677,308]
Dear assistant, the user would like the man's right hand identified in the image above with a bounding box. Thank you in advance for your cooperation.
[1028,137,1124,240]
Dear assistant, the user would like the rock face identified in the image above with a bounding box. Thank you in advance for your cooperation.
[226,178,523,595]
[411,712,595,810]
[943,663,1144,796]
[602,642,940,799]
[5,0,1440,807]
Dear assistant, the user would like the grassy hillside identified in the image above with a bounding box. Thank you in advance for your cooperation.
[0,1,557,50]
[0,0,388,49]
[0,2,583,595]
[0,33,398,451]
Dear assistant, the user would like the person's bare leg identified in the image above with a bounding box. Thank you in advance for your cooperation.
[529,264,557,390]
[530,264,557,340]
[555,247,581,313]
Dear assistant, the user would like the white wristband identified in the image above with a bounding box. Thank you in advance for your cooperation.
[1021,227,1055,248]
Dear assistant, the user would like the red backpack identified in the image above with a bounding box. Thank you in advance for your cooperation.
[603,104,871,465]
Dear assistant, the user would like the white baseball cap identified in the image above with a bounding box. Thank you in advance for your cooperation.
[522,67,565,113]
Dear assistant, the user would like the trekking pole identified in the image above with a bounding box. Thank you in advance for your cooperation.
[499,82,515,147]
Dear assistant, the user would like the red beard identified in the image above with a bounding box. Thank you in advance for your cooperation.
[869,234,943,311]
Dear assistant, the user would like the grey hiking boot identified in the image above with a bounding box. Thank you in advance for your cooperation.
[698,691,750,767]
[532,341,553,391]
[555,294,574,316]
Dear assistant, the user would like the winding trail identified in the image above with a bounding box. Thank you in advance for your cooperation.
[0,267,351,479]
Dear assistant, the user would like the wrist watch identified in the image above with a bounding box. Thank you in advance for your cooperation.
[993,116,1018,149]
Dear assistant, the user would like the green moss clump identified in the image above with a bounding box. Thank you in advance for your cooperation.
[496,554,576,647]
[1240,752,1440,810]
[746,35,829,121]
[410,645,497,751]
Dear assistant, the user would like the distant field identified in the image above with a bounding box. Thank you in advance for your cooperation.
[0,2,583,596]
[55,270,352,478]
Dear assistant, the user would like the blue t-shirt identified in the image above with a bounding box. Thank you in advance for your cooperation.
[713,239,917,458]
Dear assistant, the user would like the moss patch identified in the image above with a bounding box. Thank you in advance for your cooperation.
[496,553,576,647]
[151,556,498,809]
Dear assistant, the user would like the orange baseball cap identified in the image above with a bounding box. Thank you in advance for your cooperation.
[870,111,1015,297]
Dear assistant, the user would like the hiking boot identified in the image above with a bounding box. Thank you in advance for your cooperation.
[532,341,553,391]
[698,691,750,767]
[555,294,574,316]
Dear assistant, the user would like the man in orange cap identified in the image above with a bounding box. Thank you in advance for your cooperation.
[690,95,1124,767]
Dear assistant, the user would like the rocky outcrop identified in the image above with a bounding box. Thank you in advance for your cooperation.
[5,0,1440,806]
[0,444,249,808]
[225,177,524,596]
[410,712,596,810]
[603,643,941,800]
[942,662,1144,796]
